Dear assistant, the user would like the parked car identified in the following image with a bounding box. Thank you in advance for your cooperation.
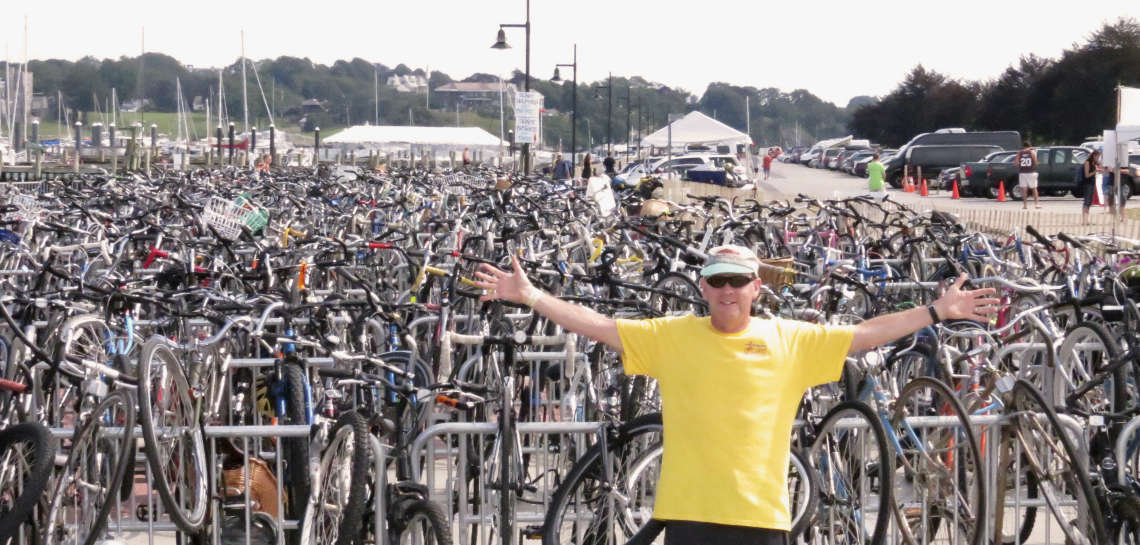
[799,149,820,165]
[885,145,1002,188]
[842,151,876,174]
[853,155,875,177]
[958,150,1017,198]
[982,146,1139,201]
[819,148,843,169]
[936,167,962,191]
[884,131,1020,187]
[615,153,744,183]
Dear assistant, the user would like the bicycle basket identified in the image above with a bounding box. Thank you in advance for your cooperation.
[759,257,796,287]
[221,455,280,519]
[203,196,269,240]
[3,193,44,222]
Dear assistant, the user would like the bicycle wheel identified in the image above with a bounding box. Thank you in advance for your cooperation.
[0,422,55,545]
[1009,379,1107,545]
[542,413,663,545]
[647,272,706,317]
[301,411,369,545]
[42,389,136,545]
[890,377,984,545]
[1057,320,1124,415]
[136,337,208,534]
[389,496,453,545]
[282,362,312,525]
[805,401,892,545]
[788,449,819,541]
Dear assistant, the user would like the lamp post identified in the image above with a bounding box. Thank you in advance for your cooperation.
[552,44,577,168]
[625,83,631,162]
[596,73,613,157]
[491,0,531,174]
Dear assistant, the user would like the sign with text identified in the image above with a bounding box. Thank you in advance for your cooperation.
[513,91,543,144]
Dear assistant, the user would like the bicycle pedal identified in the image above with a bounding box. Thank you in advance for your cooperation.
[522,525,544,539]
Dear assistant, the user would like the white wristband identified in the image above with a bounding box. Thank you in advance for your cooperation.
[523,287,543,307]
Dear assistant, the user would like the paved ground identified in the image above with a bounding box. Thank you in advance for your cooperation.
[760,161,1112,215]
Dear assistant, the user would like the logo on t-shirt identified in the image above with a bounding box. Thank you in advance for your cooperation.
[743,341,769,355]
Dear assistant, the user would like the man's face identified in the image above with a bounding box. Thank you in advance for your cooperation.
[699,274,761,326]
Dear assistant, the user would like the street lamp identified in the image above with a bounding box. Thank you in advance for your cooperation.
[491,0,531,174]
[552,44,578,168]
[593,73,613,157]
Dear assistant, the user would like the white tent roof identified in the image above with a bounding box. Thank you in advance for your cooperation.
[325,125,501,147]
[642,111,750,147]
[1118,86,1140,142]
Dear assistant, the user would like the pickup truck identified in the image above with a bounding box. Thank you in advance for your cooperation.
[983,146,1135,201]
[958,150,1017,198]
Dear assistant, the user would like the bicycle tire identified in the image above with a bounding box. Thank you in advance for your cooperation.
[1058,320,1125,415]
[788,448,819,541]
[136,337,208,534]
[1010,379,1108,545]
[300,411,369,545]
[648,272,706,317]
[42,389,136,545]
[389,496,453,545]
[806,400,892,545]
[0,422,54,545]
[542,413,663,545]
[282,362,312,524]
[890,376,985,545]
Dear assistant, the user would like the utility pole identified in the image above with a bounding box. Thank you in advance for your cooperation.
[745,96,751,140]
[625,80,631,161]
[374,66,379,125]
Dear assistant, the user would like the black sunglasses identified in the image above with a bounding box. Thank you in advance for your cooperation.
[706,275,756,288]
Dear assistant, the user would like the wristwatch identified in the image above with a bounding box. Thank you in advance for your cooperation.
[926,304,942,325]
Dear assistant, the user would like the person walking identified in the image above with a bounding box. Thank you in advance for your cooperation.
[1080,150,1101,225]
[1016,141,1040,210]
[462,147,472,170]
[762,151,774,181]
[581,153,593,180]
[552,153,571,181]
[1104,166,1127,222]
[474,246,996,545]
[866,152,887,198]
[603,153,617,177]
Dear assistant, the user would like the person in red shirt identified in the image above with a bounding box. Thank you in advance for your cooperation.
[762,152,773,180]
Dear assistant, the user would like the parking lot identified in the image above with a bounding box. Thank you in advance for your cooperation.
[761,161,1119,215]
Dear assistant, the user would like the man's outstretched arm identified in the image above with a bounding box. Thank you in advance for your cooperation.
[473,257,623,352]
[849,274,998,353]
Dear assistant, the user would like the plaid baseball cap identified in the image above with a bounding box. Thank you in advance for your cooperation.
[700,245,760,277]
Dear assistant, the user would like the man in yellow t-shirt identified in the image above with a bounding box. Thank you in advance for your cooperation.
[474,245,996,544]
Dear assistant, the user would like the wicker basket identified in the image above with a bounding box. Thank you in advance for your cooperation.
[222,456,280,518]
[758,257,795,287]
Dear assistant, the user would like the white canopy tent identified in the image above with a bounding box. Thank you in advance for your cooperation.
[642,111,751,148]
[1101,86,1140,216]
[325,125,501,147]
[1118,86,1140,143]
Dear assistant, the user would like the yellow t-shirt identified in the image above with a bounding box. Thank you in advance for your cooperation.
[615,314,855,530]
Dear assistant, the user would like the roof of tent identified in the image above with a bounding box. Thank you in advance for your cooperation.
[325,125,501,147]
[1118,86,1140,142]
[642,111,750,147]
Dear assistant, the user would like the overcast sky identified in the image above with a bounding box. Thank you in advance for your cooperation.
[2,1,1137,106]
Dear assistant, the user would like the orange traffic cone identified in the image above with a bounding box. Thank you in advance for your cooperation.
[951,180,961,199]
[1092,185,1102,206]
[903,176,913,193]
[997,180,1006,202]
[920,178,929,196]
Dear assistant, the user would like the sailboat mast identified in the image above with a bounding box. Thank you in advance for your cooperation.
[217,70,223,128]
[241,30,248,134]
